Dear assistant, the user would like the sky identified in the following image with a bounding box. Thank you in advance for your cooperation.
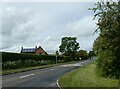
[1,1,99,54]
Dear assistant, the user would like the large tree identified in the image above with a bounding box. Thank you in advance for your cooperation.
[59,37,80,56]
[92,1,120,78]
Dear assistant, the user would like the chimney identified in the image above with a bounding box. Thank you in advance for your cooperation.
[35,46,37,49]
[38,46,41,48]
[21,46,23,53]
[21,46,23,50]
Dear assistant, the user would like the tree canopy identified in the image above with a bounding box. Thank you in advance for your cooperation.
[76,50,88,60]
[59,37,80,56]
[88,51,95,60]
[92,1,120,78]
[55,50,59,56]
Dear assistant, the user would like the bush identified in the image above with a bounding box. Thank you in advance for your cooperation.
[92,1,120,78]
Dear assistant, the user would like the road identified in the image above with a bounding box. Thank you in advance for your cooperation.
[2,60,91,88]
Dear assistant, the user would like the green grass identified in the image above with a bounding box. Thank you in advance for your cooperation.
[2,61,80,75]
[59,62,119,87]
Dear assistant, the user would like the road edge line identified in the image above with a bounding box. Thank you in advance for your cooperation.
[57,79,61,89]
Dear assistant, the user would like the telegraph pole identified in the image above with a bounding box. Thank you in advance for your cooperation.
[56,55,57,64]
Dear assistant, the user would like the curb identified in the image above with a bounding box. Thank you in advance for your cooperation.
[56,79,61,89]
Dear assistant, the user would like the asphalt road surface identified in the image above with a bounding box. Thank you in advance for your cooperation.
[2,60,91,88]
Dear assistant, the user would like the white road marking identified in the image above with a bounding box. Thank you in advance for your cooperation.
[74,63,83,67]
[61,64,74,67]
[60,63,83,67]
[50,68,57,71]
[19,74,35,79]
[56,79,61,89]
[50,69,55,71]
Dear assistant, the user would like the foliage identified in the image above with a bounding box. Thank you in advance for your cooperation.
[88,51,95,60]
[55,50,59,56]
[92,1,120,78]
[76,50,88,60]
[59,37,80,56]
[2,52,75,69]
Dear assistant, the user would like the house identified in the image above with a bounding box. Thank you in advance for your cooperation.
[21,46,48,55]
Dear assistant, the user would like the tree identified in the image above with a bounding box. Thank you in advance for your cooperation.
[88,51,95,60]
[76,50,88,60]
[92,1,120,78]
[55,50,59,56]
[59,37,80,56]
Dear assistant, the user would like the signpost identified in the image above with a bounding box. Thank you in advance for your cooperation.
[56,55,57,64]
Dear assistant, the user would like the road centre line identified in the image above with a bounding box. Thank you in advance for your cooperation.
[19,74,35,79]
[19,68,57,78]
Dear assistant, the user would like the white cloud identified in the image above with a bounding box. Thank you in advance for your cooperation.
[64,15,97,37]
[59,15,98,51]
[0,3,2,50]
[2,0,118,2]
[1,2,99,54]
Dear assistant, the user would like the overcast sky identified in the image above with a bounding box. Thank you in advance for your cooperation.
[1,1,99,54]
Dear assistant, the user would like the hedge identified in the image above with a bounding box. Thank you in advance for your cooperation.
[2,52,75,69]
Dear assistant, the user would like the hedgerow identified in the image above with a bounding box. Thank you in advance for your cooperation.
[2,52,75,69]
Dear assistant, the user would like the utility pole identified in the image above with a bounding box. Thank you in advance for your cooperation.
[56,55,57,64]
[55,50,59,64]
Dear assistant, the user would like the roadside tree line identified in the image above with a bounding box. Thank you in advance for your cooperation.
[92,1,120,78]
[2,37,95,70]
[59,37,95,60]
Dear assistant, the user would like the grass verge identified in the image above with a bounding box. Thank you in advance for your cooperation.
[2,61,80,75]
[59,62,119,87]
